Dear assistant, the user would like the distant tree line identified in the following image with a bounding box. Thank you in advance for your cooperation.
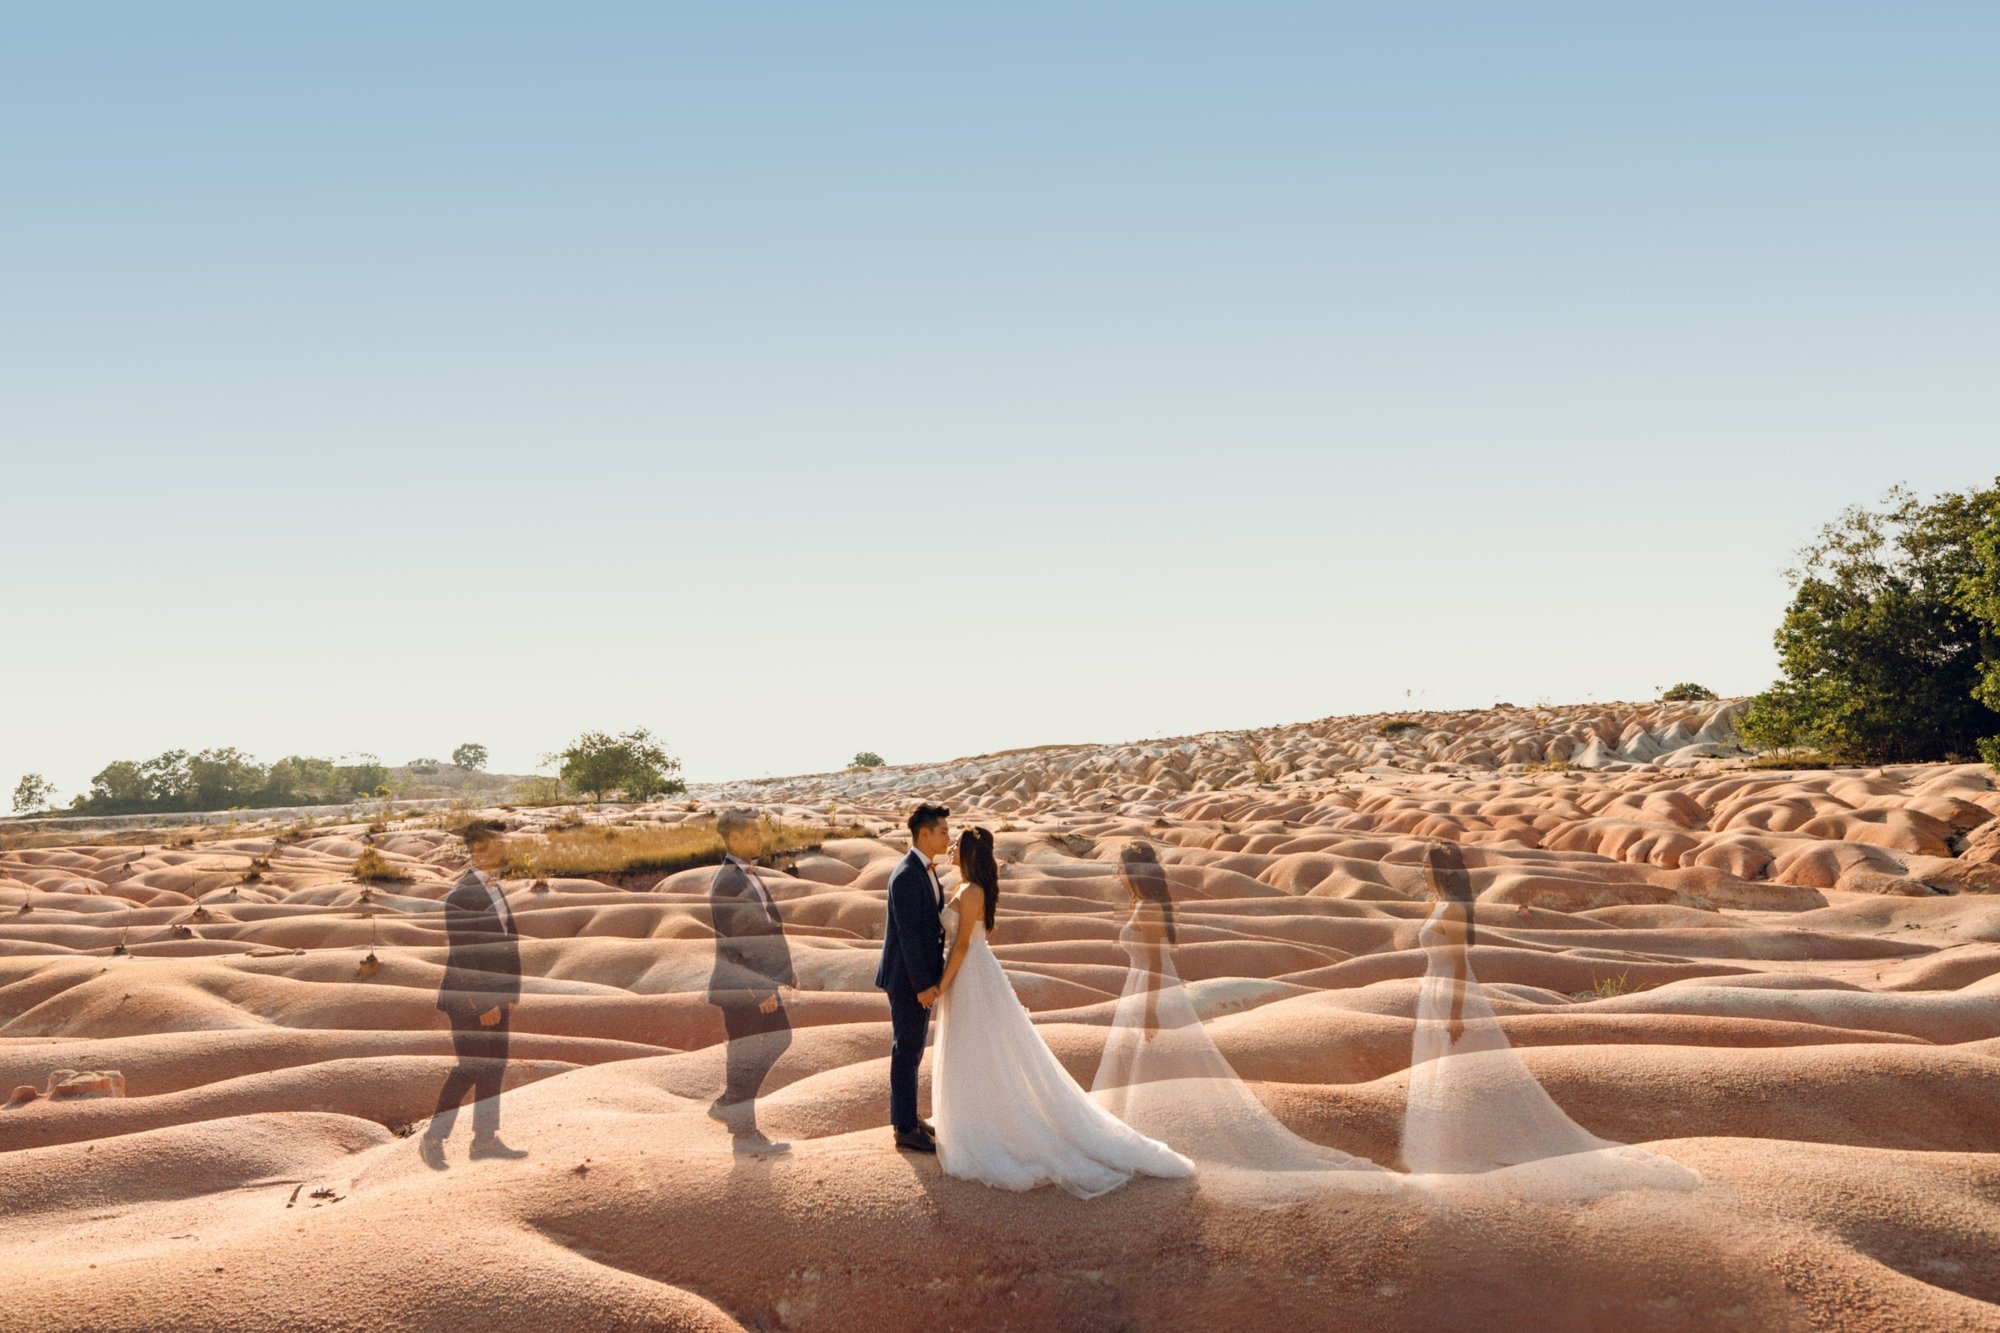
[1743,478,2000,767]
[14,729,687,819]
[67,748,397,816]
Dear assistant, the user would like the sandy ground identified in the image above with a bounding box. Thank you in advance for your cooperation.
[3,700,1998,1331]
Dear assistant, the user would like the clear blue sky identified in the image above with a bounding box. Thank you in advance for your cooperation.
[3,3,1996,803]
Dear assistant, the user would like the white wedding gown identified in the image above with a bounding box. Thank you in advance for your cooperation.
[933,902,1195,1199]
[1091,914,1391,1200]
[1403,901,1700,1199]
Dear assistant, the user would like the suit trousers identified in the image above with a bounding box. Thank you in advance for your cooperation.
[430,1007,510,1137]
[887,982,931,1131]
[716,998,793,1132]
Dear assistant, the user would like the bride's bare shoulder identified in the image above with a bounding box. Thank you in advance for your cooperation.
[949,884,986,913]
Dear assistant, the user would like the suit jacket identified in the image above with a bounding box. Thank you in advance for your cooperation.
[707,857,795,1004]
[873,848,944,997]
[437,868,522,1018]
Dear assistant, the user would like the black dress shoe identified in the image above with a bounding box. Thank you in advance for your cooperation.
[915,1119,937,1138]
[469,1135,529,1161]
[893,1127,937,1154]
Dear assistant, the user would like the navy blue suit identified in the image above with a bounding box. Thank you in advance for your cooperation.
[431,869,520,1137]
[874,848,944,1130]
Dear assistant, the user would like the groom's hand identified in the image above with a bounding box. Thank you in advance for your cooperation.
[917,986,940,1008]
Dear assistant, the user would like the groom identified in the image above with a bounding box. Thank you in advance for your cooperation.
[874,802,949,1154]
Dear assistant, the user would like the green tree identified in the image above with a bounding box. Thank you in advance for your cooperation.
[138,750,193,808]
[12,774,56,814]
[850,751,886,769]
[188,747,265,809]
[84,759,154,813]
[1740,481,2000,764]
[1660,683,1717,702]
[1953,484,2000,767]
[452,742,489,771]
[335,754,388,799]
[263,755,338,805]
[550,729,685,803]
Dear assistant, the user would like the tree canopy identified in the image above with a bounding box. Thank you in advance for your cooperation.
[550,728,685,804]
[12,774,56,814]
[1741,480,2000,766]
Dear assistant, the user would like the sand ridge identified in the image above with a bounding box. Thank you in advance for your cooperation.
[2,701,1999,1329]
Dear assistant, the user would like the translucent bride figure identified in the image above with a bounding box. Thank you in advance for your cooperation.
[1403,839,1700,1201]
[1089,842,1393,1199]
[931,827,1195,1199]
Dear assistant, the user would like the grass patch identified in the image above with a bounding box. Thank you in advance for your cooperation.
[1379,719,1424,737]
[505,817,869,880]
[352,848,411,882]
[1745,749,1847,771]
[1574,971,1635,1000]
[1527,759,1576,773]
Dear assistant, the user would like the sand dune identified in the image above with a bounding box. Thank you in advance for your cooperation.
[3,701,1999,1329]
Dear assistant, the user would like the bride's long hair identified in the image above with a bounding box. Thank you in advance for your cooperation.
[958,827,999,929]
[1421,839,1476,947]
[1116,842,1178,944]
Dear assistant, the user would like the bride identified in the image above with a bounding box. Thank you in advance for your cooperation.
[931,827,1195,1199]
[1403,839,1699,1199]
[1091,841,1387,1196]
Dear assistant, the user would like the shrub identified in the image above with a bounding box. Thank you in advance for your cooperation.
[1740,480,2000,764]
[352,848,410,882]
[512,776,564,805]
[1661,683,1718,702]
[850,751,886,769]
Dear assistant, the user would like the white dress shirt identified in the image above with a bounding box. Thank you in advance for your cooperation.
[913,849,944,906]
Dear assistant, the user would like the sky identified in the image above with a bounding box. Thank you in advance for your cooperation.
[3,2,1996,803]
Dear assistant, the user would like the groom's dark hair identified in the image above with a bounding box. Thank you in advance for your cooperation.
[907,803,950,839]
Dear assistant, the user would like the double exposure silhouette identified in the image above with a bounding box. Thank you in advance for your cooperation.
[706,807,795,1156]
[1089,841,1386,1198]
[420,821,527,1167]
[1401,839,1698,1199]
